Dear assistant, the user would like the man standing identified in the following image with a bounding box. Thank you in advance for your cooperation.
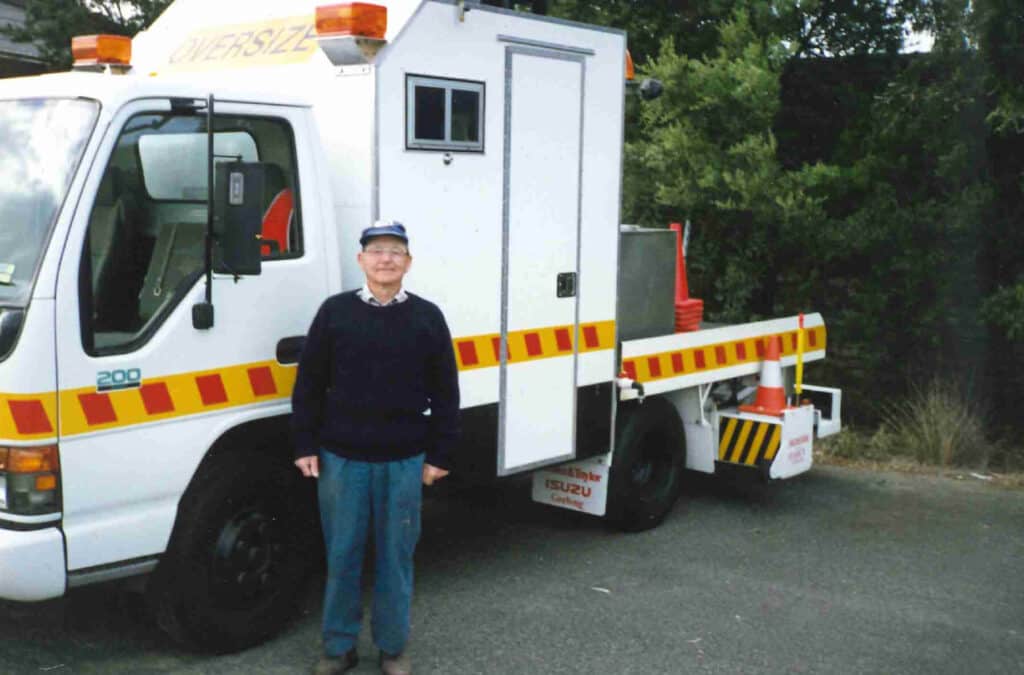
[292,221,460,675]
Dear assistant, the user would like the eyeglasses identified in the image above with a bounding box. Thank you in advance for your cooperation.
[363,247,408,258]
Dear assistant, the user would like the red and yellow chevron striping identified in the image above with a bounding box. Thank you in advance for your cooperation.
[0,392,59,440]
[453,320,616,371]
[1,320,619,441]
[621,326,826,384]
[57,360,299,437]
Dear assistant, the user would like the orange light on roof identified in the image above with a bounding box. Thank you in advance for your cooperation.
[1,445,60,473]
[625,50,635,81]
[316,3,388,39]
[72,34,132,66]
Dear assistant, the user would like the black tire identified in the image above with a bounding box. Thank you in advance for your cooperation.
[149,451,319,653]
[607,396,687,532]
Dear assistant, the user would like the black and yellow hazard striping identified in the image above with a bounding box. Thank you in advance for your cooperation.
[718,415,783,466]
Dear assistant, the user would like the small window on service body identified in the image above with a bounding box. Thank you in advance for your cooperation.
[406,75,484,152]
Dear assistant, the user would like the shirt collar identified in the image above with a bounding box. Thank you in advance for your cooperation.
[358,285,408,307]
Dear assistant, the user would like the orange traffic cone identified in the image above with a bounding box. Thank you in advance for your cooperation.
[740,336,788,416]
[670,222,704,332]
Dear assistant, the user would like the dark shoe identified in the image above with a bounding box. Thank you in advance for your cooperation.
[380,650,412,675]
[313,648,358,675]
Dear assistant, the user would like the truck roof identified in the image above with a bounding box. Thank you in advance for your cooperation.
[0,70,312,109]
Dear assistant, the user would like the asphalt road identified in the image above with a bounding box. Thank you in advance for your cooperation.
[1,465,1022,674]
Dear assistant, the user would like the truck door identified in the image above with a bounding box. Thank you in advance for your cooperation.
[53,99,329,574]
[500,48,586,475]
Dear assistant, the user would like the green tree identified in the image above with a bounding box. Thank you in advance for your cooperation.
[779,0,924,56]
[1,0,171,70]
[547,0,742,63]
[627,10,839,322]
[973,0,1024,133]
[545,1,926,63]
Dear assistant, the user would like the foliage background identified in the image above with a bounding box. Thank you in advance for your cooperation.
[545,0,1023,453]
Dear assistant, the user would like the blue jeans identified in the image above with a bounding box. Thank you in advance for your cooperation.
[318,451,424,657]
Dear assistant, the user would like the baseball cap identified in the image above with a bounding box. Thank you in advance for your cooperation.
[360,220,409,246]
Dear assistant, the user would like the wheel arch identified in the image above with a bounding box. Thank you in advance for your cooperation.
[185,413,294,494]
[607,394,688,531]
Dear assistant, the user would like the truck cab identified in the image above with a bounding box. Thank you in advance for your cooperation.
[1,74,333,641]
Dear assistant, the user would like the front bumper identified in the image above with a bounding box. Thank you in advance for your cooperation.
[0,525,65,601]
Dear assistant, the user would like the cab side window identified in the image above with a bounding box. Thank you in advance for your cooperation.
[80,112,302,355]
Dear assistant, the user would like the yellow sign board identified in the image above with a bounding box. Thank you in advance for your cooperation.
[164,15,319,72]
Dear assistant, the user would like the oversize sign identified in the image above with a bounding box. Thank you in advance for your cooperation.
[163,16,319,72]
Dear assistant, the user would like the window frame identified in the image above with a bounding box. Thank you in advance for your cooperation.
[405,74,486,153]
[79,108,305,358]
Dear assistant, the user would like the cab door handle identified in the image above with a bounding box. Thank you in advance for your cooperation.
[276,336,306,364]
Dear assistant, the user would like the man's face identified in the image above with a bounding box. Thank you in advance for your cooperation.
[357,235,412,287]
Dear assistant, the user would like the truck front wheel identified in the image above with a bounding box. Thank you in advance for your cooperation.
[607,397,686,532]
[150,451,319,652]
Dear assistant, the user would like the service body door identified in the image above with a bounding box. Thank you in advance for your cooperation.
[500,48,585,475]
[53,99,328,573]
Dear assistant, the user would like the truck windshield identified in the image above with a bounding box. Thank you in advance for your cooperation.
[0,98,98,306]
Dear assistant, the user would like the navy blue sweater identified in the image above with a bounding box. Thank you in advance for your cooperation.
[291,291,460,469]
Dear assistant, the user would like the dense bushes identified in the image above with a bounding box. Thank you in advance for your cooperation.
[620,6,1022,461]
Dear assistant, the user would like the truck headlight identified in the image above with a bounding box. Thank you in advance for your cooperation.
[0,445,61,515]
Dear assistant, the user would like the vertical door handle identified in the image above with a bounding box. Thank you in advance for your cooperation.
[557,272,577,298]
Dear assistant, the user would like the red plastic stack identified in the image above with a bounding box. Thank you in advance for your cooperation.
[670,222,704,332]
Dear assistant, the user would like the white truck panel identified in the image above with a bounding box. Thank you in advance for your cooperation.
[502,356,576,473]
[620,313,827,399]
[623,313,825,359]
[309,73,376,292]
[0,299,58,444]
[376,3,507,342]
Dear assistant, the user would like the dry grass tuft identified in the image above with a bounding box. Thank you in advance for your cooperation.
[875,378,992,467]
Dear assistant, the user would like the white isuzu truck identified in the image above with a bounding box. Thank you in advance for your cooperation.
[0,0,842,650]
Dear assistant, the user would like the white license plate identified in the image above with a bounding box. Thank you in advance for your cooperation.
[0,475,6,510]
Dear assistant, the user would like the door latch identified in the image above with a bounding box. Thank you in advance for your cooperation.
[556,272,577,298]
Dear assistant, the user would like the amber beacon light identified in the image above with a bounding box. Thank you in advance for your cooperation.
[315,2,388,39]
[71,34,132,66]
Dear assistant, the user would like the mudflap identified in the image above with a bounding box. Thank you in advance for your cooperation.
[531,457,610,516]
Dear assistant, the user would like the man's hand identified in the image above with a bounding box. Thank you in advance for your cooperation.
[295,455,319,478]
[422,463,449,486]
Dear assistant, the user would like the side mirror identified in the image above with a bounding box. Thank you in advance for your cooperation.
[639,78,663,101]
[213,161,265,276]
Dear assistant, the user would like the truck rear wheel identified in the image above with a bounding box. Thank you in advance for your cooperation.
[607,397,686,532]
[150,451,319,652]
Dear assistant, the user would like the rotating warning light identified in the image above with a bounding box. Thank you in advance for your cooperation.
[315,3,388,39]
[71,35,132,66]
